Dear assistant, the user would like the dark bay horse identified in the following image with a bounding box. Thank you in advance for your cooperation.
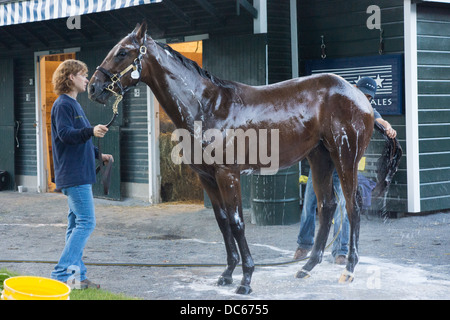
[88,22,401,294]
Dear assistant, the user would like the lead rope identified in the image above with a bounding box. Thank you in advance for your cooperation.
[96,85,122,195]
[104,91,122,128]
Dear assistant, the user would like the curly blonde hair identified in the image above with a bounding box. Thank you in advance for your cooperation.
[52,59,88,95]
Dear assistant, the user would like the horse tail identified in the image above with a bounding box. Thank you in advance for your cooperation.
[372,121,403,198]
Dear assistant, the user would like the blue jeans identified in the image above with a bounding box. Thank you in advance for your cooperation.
[51,184,96,282]
[297,170,350,257]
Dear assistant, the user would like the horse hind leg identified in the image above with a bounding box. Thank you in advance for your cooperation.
[296,144,336,279]
[332,152,362,284]
[337,167,361,284]
[199,175,239,287]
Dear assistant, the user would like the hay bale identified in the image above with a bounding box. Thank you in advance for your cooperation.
[159,132,203,202]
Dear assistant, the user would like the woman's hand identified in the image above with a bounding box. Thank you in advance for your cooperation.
[102,154,114,164]
[93,125,108,138]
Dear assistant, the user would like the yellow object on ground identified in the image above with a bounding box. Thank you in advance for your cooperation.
[1,276,70,300]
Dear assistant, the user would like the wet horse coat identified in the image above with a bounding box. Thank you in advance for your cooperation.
[88,22,400,294]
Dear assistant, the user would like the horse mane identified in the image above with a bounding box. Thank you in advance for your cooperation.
[127,31,237,90]
[154,41,237,90]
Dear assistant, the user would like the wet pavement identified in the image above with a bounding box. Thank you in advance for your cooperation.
[0,191,449,301]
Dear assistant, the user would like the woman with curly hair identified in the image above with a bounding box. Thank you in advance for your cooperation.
[50,59,112,289]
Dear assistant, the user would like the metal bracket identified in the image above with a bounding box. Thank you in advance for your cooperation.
[236,0,258,19]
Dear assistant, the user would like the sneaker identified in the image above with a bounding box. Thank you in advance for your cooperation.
[67,278,100,290]
[335,255,347,265]
[293,247,310,261]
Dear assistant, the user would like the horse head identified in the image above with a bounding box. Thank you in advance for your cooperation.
[88,22,148,104]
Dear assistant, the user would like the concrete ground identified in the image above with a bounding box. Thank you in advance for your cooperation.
[0,191,449,301]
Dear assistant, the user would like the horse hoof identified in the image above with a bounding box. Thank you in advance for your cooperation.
[338,270,354,284]
[295,269,311,279]
[217,276,233,286]
[235,285,252,295]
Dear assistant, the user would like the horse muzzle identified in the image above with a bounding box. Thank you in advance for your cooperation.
[88,78,113,104]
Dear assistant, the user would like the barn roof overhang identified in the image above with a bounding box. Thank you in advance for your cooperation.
[0,0,258,52]
[0,0,162,27]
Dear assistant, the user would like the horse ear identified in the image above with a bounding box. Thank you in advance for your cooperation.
[135,21,148,42]
[132,23,141,33]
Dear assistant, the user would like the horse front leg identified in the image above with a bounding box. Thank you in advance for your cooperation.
[215,168,254,295]
[213,203,240,287]
[199,175,240,287]
[232,219,254,295]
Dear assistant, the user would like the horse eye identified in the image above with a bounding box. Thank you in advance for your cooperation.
[116,50,128,58]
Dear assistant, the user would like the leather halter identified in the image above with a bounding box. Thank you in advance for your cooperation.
[93,43,147,194]
[96,45,147,127]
